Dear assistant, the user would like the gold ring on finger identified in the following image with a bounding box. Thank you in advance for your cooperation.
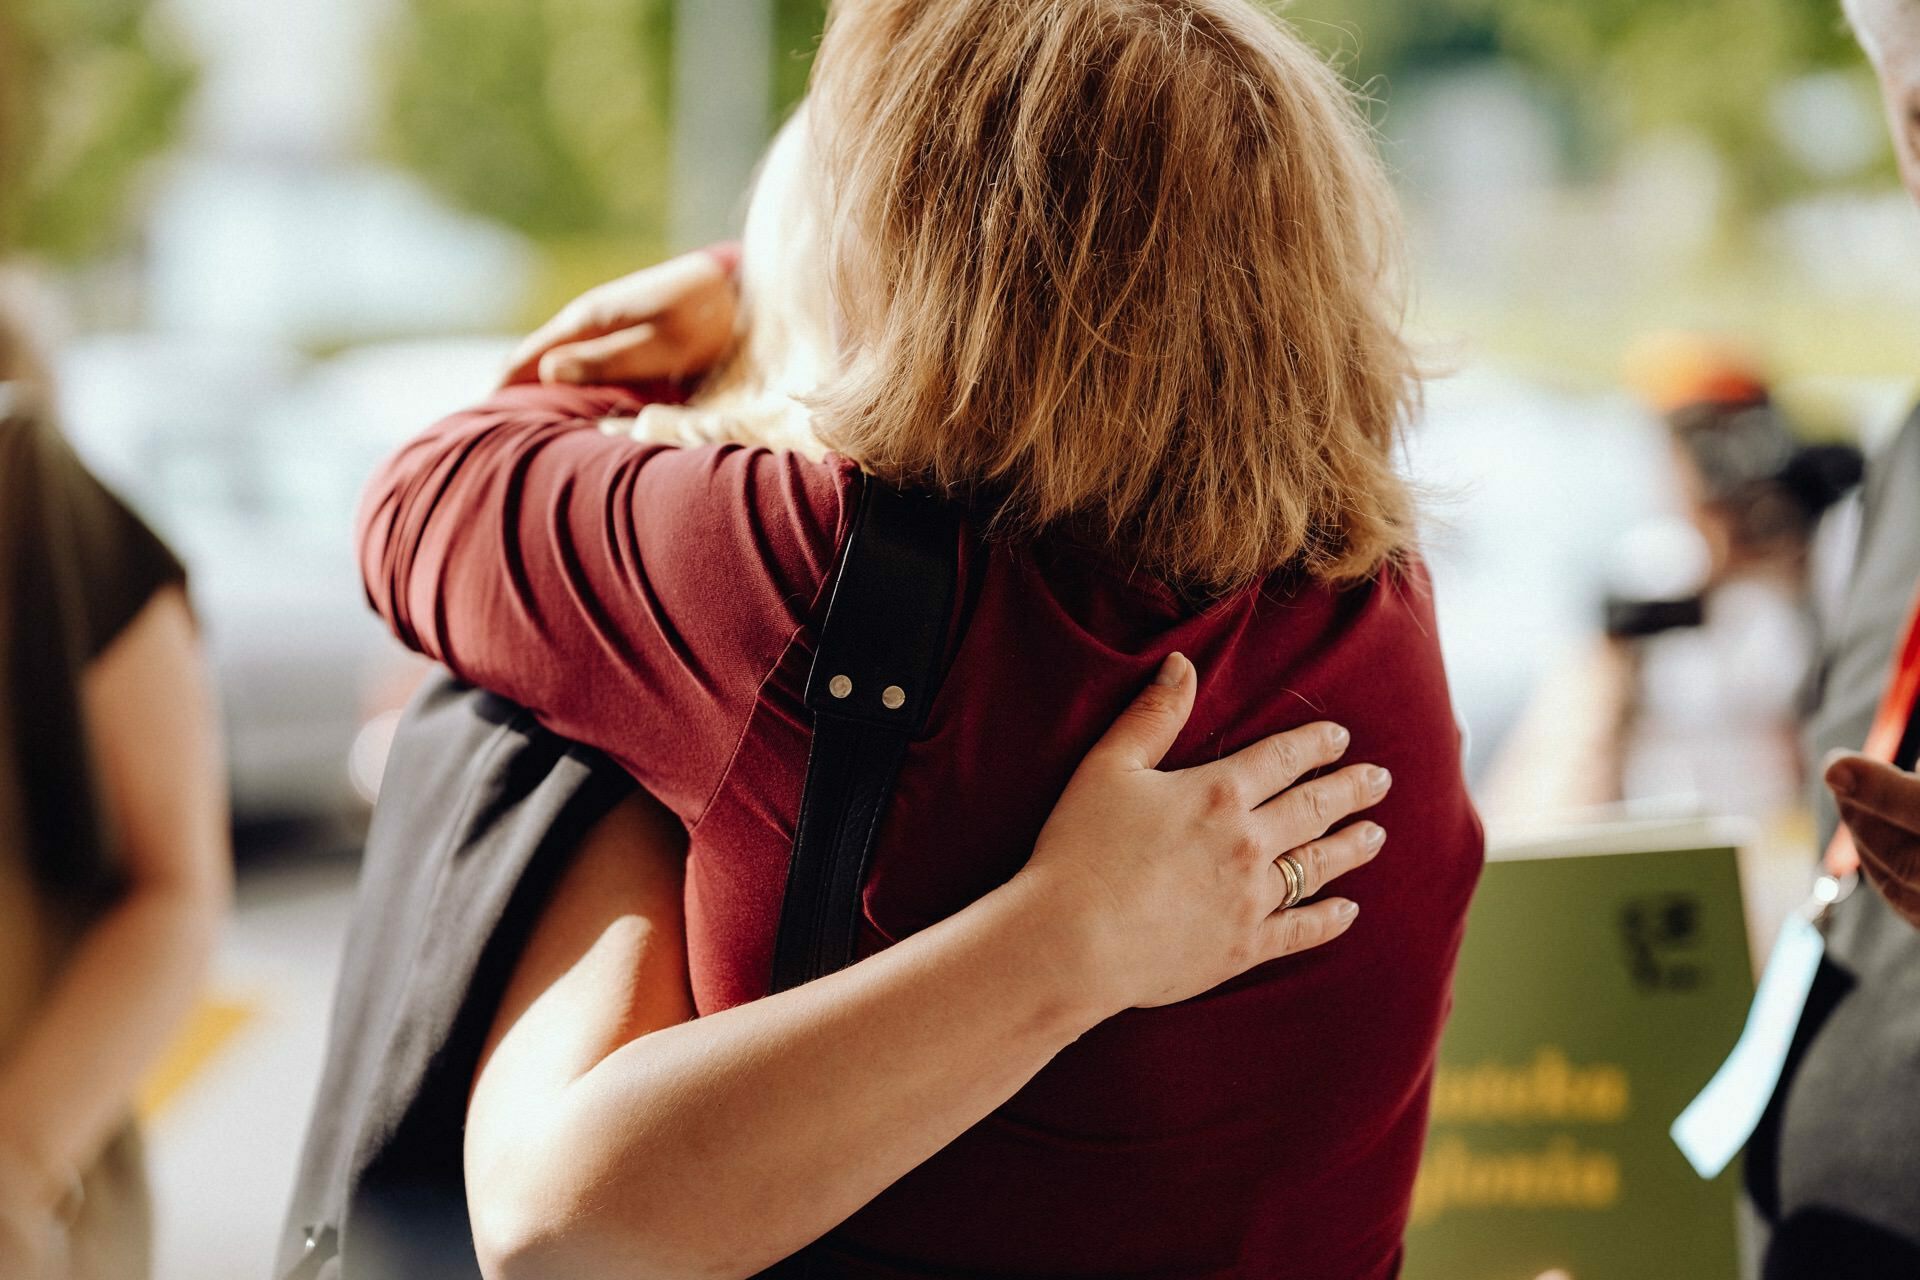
[1278,852,1307,910]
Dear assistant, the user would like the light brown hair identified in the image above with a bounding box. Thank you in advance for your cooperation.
[805,0,1419,591]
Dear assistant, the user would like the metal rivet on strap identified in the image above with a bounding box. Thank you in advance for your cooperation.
[829,675,853,699]
[882,685,907,711]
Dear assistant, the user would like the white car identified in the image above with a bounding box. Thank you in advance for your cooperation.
[57,334,513,842]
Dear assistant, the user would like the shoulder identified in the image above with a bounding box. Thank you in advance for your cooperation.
[1291,551,1457,719]
[1337,551,1443,640]
[0,411,186,658]
[1850,408,1920,587]
[0,405,65,487]
[687,443,859,545]
[648,444,861,598]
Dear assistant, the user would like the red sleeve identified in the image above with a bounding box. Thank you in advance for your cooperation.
[357,382,854,823]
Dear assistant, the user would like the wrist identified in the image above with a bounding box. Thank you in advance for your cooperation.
[987,868,1129,1037]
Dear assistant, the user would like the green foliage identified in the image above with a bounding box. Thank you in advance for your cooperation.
[774,0,829,118]
[384,0,1878,244]
[383,0,674,241]
[383,0,827,243]
[0,0,197,261]
[1280,0,1878,207]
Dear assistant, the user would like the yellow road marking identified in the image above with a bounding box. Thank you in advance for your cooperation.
[136,996,257,1121]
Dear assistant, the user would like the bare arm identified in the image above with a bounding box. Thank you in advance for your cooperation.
[467,656,1392,1280]
[0,588,233,1223]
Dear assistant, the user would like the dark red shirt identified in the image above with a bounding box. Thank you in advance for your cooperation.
[359,382,1484,1279]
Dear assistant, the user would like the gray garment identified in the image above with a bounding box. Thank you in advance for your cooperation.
[1757,410,1920,1271]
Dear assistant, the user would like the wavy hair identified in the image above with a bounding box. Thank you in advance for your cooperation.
[800,0,1419,590]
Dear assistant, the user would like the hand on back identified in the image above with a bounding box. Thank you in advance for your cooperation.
[502,248,741,389]
[1015,653,1390,1014]
[508,257,1397,1016]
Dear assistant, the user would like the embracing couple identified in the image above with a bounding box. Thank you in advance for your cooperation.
[302,0,1660,1276]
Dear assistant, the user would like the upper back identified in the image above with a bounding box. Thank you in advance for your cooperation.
[683,504,1484,1278]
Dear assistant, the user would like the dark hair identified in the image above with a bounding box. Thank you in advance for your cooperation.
[1777,443,1866,523]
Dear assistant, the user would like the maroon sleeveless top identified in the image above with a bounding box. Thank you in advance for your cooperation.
[360,382,1484,1279]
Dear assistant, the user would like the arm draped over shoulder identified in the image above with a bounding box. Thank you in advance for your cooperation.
[356,382,853,821]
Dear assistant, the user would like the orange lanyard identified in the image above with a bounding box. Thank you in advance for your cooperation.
[1824,585,1920,880]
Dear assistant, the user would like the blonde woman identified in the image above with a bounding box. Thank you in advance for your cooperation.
[360,2,1483,1276]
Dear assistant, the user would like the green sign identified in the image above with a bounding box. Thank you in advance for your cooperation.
[1404,826,1756,1280]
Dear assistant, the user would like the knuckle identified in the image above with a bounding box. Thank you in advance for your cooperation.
[1203,776,1243,815]
[1300,843,1329,889]
[1132,685,1174,717]
[1266,736,1301,780]
[1110,704,1163,743]
[1230,831,1265,867]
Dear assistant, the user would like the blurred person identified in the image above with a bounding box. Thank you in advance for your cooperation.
[355,2,1483,1277]
[1739,0,1920,1274]
[1481,346,1862,823]
[0,314,232,1278]
[1630,339,1863,594]
[1609,348,1863,816]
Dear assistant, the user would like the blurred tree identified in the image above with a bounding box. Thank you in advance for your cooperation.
[0,0,196,262]
[383,0,826,245]
[1282,0,1872,207]
[774,0,829,113]
[383,0,1870,245]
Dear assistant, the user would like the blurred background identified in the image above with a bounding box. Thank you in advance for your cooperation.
[2,0,1916,1275]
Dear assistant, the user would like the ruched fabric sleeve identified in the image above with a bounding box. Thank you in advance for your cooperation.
[356,383,854,823]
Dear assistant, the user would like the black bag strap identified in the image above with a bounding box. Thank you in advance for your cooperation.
[768,477,961,994]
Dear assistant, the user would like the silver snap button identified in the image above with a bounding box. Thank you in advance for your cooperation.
[829,675,853,699]
[882,685,907,711]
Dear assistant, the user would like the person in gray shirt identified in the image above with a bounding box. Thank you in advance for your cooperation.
[1745,5,1920,1275]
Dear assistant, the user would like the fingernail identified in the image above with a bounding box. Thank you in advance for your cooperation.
[1329,725,1351,752]
[1362,823,1386,852]
[1828,759,1858,797]
[1368,766,1392,796]
[1155,653,1188,686]
[1336,900,1360,921]
[550,357,586,383]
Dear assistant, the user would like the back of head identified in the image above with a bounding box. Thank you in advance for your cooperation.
[808,0,1418,591]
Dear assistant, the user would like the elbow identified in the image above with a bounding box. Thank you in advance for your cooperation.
[124,842,233,971]
[137,871,231,982]
[469,1172,769,1280]
[469,1164,592,1280]
[468,1190,574,1280]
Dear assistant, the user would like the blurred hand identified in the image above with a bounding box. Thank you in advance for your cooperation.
[502,248,740,388]
[1012,653,1390,1014]
[1827,753,1920,928]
